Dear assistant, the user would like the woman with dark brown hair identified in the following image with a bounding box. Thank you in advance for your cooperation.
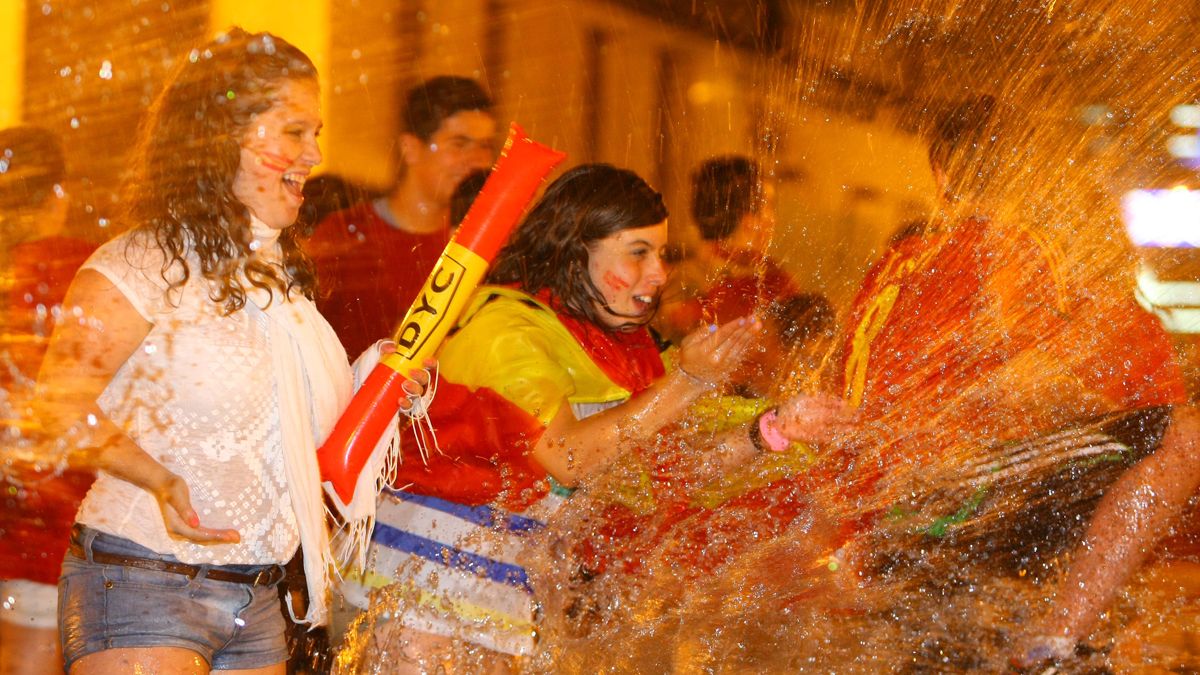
[37,28,427,674]
[342,163,847,672]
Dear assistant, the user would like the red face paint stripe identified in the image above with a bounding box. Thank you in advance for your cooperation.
[256,150,292,172]
[603,271,630,291]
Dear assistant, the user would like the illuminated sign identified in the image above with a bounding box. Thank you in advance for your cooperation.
[1121,188,1200,247]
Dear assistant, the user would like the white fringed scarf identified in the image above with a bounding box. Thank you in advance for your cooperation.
[249,219,399,627]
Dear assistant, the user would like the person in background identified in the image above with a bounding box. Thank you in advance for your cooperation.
[306,76,497,358]
[573,96,1187,637]
[37,29,428,674]
[657,155,799,344]
[298,173,378,227]
[0,126,96,675]
[448,167,490,230]
[731,293,836,399]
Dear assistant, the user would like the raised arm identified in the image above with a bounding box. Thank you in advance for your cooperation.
[1020,404,1200,663]
[533,317,761,486]
[37,269,240,544]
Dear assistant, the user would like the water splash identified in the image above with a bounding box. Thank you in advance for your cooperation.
[340,1,1200,672]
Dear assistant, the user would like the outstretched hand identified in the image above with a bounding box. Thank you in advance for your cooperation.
[775,393,857,444]
[676,315,763,387]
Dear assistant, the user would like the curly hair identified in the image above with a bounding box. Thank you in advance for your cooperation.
[488,163,668,330]
[124,27,319,313]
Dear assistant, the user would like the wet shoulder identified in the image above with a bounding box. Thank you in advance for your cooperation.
[82,229,184,320]
[460,287,563,337]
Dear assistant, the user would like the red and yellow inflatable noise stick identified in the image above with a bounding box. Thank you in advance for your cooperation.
[319,123,567,504]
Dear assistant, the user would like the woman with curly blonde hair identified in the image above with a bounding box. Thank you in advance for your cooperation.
[39,28,427,674]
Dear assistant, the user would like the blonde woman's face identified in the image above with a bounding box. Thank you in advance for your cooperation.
[232,78,322,230]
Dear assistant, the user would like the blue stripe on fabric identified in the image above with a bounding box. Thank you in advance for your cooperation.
[371,521,533,593]
[382,488,545,535]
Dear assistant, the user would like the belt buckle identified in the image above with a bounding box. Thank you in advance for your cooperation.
[253,565,281,586]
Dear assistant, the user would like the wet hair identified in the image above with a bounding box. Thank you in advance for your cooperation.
[402,76,493,142]
[691,155,760,241]
[489,163,668,330]
[449,168,490,228]
[124,27,318,313]
[927,94,998,175]
[766,293,836,346]
[0,125,66,214]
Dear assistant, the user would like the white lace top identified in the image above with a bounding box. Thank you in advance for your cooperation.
[76,229,322,566]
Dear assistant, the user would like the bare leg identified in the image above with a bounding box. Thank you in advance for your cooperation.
[70,647,209,675]
[0,623,61,675]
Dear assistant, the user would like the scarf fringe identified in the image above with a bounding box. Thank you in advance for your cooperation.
[403,362,442,464]
[326,362,442,583]
[325,409,401,577]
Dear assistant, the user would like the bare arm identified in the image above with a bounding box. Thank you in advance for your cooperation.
[1034,405,1200,648]
[533,317,761,486]
[37,269,239,544]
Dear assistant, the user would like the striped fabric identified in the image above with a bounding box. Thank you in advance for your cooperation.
[341,487,565,656]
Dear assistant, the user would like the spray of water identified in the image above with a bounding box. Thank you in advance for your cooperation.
[346,2,1200,672]
[4,0,1199,672]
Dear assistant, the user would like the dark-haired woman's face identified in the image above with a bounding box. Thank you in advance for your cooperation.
[586,221,669,329]
[233,78,322,229]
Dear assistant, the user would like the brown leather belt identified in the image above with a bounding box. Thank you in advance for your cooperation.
[68,530,285,588]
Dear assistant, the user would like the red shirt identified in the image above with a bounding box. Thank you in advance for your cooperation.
[1,235,97,584]
[664,249,800,333]
[837,217,1184,491]
[306,200,450,359]
[842,218,1183,427]
[588,218,1187,581]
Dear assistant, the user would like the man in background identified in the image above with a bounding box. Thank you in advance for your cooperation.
[656,155,798,343]
[306,76,496,358]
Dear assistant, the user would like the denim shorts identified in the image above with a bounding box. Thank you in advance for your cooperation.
[59,526,289,671]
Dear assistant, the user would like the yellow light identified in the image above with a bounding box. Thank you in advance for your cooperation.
[0,0,26,127]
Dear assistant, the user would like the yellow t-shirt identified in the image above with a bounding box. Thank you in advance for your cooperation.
[438,286,659,425]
